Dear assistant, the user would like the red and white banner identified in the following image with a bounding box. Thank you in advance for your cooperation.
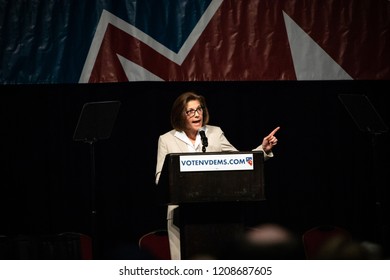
[80,0,390,83]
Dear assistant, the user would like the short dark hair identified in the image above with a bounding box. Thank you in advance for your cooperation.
[170,91,209,131]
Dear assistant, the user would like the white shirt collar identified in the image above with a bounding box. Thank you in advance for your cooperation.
[174,127,206,152]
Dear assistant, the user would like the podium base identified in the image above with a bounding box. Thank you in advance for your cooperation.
[179,202,245,259]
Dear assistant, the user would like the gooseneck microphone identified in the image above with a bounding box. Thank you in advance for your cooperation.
[199,130,208,153]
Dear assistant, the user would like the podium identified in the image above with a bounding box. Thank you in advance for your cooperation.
[338,94,388,248]
[158,151,265,259]
[73,100,121,258]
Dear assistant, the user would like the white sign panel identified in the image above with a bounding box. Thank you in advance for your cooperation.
[179,153,254,172]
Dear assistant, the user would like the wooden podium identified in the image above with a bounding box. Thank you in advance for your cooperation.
[158,151,265,259]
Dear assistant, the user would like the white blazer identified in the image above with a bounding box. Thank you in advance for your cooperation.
[155,125,272,184]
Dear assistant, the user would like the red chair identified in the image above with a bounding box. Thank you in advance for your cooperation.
[302,225,351,259]
[58,232,93,259]
[138,230,171,260]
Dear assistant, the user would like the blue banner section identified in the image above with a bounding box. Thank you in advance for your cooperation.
[0,0,211,84]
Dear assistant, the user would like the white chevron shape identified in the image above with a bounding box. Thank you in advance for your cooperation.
[283,11,352,80]
[79,0,224,82]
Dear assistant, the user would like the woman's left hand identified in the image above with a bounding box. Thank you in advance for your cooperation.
[262,126,280,153]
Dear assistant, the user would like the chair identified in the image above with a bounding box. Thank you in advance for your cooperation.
[138,230,171,260]
[302,225,351,259]
[57,232,93,259]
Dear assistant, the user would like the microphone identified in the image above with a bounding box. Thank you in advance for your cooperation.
[199,129,208,152]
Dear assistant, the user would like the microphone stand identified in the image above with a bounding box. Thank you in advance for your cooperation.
[200,131,208,153]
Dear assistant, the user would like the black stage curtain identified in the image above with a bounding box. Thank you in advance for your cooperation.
[1,80,389,258]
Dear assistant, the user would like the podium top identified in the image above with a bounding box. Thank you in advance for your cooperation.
[73,101,121,143]
[158,151,265,204]
[338,94,388,134]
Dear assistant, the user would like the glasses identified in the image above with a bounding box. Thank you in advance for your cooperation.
[185,106,203,117]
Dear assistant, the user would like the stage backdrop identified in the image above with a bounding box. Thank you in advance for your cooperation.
[1,0,389,84]
[1,80,389,259]
[1,0,389,259]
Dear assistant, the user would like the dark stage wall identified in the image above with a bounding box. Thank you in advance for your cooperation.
[1,80,389,258]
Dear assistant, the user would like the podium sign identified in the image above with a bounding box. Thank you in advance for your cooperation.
[179,153,255,172]
[159,151,265,204]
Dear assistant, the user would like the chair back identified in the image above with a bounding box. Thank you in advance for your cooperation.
[138,230,171,260]
[302,225,351,259]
